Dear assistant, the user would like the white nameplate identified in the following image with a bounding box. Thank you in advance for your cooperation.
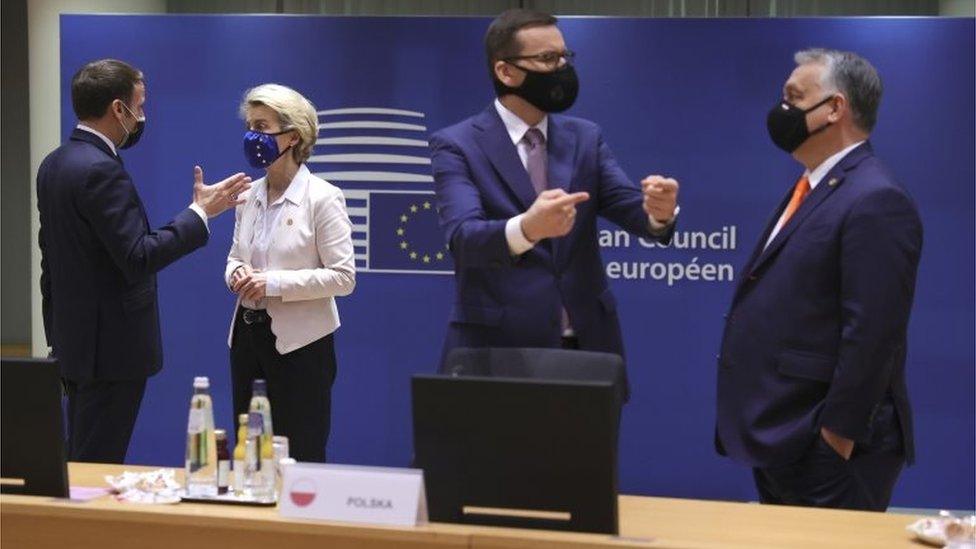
[279,462,427,527]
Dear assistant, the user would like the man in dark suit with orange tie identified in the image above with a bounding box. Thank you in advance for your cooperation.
[37,59,251,463]
[716,49,923,510]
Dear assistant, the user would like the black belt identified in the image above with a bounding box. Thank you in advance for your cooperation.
[240,307,270,325]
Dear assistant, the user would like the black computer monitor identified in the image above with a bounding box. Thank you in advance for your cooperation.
[412,374,620,534]
[1,357,69,497]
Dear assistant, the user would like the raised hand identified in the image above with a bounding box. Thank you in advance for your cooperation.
[192,166,251,218]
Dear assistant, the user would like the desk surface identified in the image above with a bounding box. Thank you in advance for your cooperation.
[0,463,929,549]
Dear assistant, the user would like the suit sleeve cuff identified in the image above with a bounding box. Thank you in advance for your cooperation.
[265,272,281,297]
[188,203,210,233]
[649,205,680,233]
[505,214,536,256]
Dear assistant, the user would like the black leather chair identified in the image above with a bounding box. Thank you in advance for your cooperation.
[443,346,628,405]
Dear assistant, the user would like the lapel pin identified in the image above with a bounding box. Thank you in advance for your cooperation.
[827,177,839,187]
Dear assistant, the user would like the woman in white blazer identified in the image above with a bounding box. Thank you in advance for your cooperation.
[226,83,355,462]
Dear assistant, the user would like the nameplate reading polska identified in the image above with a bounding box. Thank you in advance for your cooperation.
[278,463,427,527]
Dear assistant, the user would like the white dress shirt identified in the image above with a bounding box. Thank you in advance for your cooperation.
[240,169,307,309]
[75,123,210,229]
[764,140,865,249]
[494,100,549,256]
[77,123,119,156]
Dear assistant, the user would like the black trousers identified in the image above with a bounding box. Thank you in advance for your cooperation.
[752,398,905,511]
[63,377,147,463]
[230,307,337,463]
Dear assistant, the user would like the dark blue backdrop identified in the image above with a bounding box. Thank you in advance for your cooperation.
[59,15,974,509]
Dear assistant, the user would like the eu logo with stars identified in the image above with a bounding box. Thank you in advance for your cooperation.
[306,106,452,274]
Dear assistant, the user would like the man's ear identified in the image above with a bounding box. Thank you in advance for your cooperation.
[495,60,515,86]
[828,93,848,123]
[493,61,507,84]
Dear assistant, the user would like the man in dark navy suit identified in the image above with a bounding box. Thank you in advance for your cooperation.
[37,59,251,463]
[431,9,679,388]
[716,49,923,510]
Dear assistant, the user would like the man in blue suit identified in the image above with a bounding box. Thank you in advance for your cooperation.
[431,9,679,388]
[37,59,251,462]
[716,49,923,510]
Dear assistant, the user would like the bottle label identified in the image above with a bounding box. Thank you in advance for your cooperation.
[218,460,230,488]
[247,412,264,437]
[187,409,205,434]
[233,459,245,492]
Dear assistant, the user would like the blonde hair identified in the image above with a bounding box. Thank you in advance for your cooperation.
[240,83,318,164]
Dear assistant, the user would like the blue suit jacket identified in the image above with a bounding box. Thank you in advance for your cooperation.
[430,104,673,388]
[37,129,209,381]
[716,142,922,467]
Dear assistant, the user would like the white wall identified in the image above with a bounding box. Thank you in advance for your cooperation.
[940,0,976,16]
[28,0,166,357]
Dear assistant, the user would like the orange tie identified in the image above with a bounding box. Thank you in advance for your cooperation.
[780,175,811,227]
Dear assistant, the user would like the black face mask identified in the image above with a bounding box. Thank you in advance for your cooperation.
[494,63,579,113]
[766,95,834,153]
[117,101,146,150]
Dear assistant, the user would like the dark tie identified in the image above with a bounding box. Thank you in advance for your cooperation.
[523,128,548,194]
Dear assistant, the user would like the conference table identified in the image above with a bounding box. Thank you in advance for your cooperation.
[1,463,930,549]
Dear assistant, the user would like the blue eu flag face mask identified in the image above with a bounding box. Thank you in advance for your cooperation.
[243,129,293,169]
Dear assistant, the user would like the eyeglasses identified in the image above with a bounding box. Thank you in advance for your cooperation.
[504,50,575,70]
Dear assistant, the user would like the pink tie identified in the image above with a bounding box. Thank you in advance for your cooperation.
[523,128,548,194]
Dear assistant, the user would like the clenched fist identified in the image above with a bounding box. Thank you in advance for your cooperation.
[641,175,679,223]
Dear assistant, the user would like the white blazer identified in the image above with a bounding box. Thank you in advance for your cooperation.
[225,166,356,354]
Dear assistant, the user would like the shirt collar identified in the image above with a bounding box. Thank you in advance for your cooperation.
[805,140,865,190]
[494,98,548,147]
[76,123,118,156]
[256,164,309,207]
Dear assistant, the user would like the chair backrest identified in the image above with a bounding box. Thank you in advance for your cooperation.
[1,357,69,497]
[443,346,628,403]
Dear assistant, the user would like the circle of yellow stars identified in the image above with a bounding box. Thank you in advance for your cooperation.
[396,200,449,264]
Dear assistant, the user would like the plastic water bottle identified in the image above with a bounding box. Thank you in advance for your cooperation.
[184,376,217,496]
[249,379,274,440]
[233,413,248,494]
[244,379,275,499]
